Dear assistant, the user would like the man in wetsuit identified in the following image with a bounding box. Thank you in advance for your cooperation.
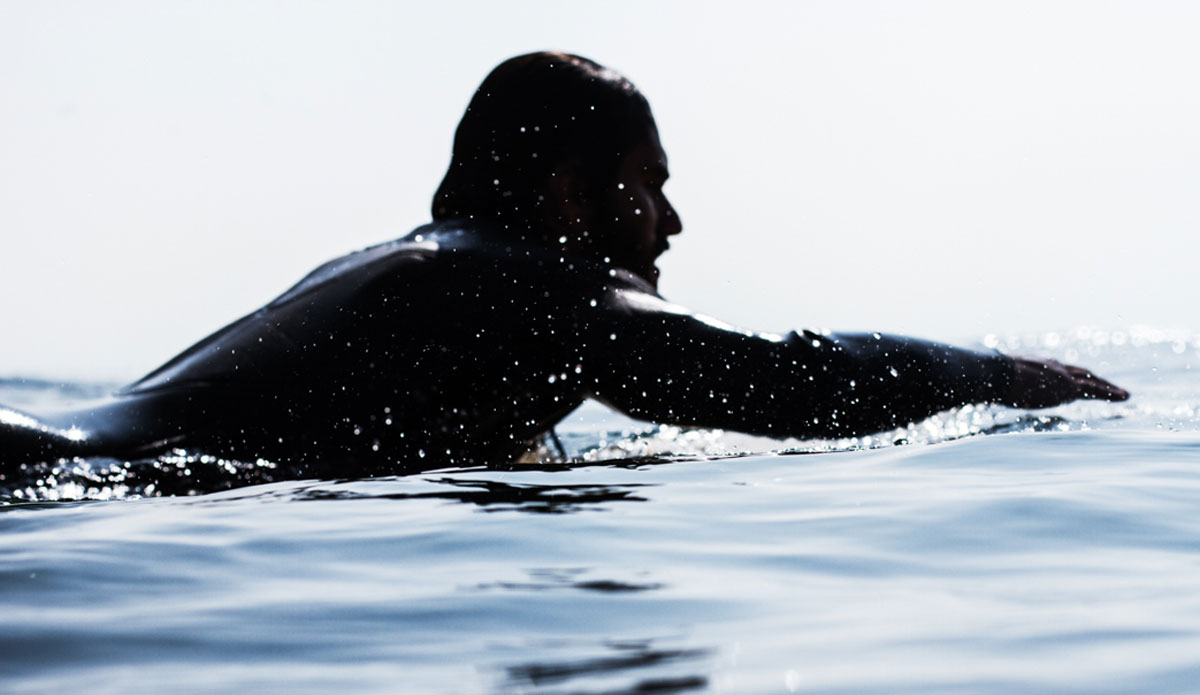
[0,52,1128,476]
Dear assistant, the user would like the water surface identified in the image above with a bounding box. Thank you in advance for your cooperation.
[3,327,1199,694]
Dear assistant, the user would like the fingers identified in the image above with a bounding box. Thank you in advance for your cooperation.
[1063,363,1130,401]
[1077,377,1130,401]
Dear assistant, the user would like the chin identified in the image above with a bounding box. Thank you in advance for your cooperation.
[618,258,660,288]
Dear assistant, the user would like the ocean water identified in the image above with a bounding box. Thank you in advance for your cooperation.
[2,326,1199,694]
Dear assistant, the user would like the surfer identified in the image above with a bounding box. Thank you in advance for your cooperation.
[0,52,1128,476]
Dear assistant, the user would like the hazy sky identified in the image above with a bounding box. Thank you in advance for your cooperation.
[2,1,1197,380]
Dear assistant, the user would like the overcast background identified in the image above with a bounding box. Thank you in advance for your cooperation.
[2,1,1196,381]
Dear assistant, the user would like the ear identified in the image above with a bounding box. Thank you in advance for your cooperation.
[541,160,590,235]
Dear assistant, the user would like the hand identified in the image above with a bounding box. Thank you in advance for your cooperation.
[1002,356,1130,409]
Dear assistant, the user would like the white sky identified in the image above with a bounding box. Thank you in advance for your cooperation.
[2,1,1197,380]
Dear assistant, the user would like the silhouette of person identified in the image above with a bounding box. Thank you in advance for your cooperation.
[0,52,1128,478]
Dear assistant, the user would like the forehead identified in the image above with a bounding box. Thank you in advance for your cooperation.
[620,130,669,176]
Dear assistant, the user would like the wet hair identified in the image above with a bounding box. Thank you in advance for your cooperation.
[432,52,654,229]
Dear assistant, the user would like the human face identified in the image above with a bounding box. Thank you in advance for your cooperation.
[592,128,682,288]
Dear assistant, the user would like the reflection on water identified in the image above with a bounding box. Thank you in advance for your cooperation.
[295,476,653,514]
[474,567,664,594]
[505,640,710,694]
[980,413,1075,435]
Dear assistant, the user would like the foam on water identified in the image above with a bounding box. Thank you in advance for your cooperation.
[2,327,1199,693]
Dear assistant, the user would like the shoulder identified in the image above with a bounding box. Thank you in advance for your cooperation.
[266,226,445,308]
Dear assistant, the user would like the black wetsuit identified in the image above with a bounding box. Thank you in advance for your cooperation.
[0,221,1013,476]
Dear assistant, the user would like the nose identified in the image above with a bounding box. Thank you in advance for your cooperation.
[662,197,683,237]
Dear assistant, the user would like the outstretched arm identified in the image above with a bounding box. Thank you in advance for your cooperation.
[582,288,1128,439]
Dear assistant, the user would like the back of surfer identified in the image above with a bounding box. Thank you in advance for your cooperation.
[0,52,1128,476]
